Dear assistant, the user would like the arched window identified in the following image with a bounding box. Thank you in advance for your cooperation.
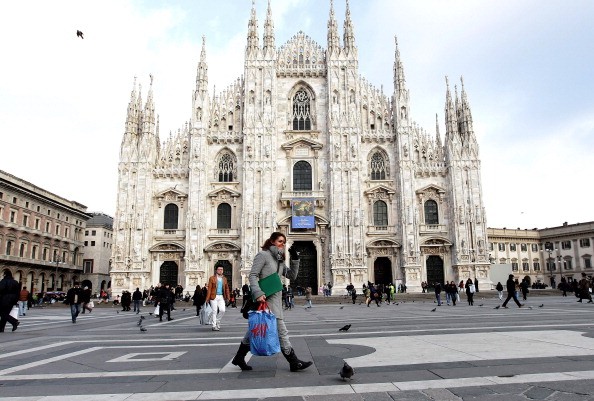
[373,201,388,226]
[292,90,311,130]
[293,161,312,191]
[217,153,235,182]
[424,200,438,224]
[19,243,25,257]
[6,240,12,256]
[164,204,179,230]
[370,152,387,180]
[217,203,232,229]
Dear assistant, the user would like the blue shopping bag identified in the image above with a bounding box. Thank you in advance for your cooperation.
[248,302,281,356]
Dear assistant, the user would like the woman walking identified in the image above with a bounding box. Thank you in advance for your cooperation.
[231,232,312,372]
[465,278,475,306]
[304,286,312,308]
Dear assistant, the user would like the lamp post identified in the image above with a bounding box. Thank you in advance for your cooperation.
[54,257,63,291]
[546,248,556,287]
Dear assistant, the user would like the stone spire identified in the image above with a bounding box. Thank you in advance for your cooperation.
[458,76,475,143]
[444,76,459,143]
[196,36,208,94]
[393,36,406,94]
[436,113,442,149]
[263,0,275,54]
[125,77,138,133]
[343,0,356,55]
[246,0,259,56]
[327,0,340,55]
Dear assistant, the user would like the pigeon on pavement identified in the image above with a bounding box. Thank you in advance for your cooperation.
[339,324,351,332]
[76,30,84,39]
[339,306,344,309]
[494,305,501,309]
[140,326,147,332]
[339,362,354,381]
[431,308,436,312]
[539,304,544,308]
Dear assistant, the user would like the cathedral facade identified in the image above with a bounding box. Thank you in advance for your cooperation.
[110,1,491,295]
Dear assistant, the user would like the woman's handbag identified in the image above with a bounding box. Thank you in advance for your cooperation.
[258,273,283,297]
[248,302,280,356]
[9,306,19,320]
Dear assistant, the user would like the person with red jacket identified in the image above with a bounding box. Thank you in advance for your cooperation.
[18,286,29,317]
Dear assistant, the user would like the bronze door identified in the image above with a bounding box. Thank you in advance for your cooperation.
[291,241,318,295]
[426,255,444,286]
[373,257,393,285]
[159,261,179,287]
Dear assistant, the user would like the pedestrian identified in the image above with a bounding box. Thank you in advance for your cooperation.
[157,283,173,321]
[577,273,593,303]
[351,286,357,304]
[286,286,294,309]
[496,282,504,300]
[132,287,143,313]
[192,284,205,316]
[520,278,530,301]
[449,281,457,306]
[303,286,312,309]
[434,282,442,306]
[560,277,568,297]
[66,282,83,323]
[81,286,93,314]
[206,263,230,331]
[0,271,20,332]
[465,278,475,306]
[232,231,312,372]
[474,277,479,293]
[501,274,523,308]
[18,286,29,317]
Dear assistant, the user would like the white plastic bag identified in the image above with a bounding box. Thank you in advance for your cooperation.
[9,306,19,320]
[199,303,212,325]
[153,305,160,315]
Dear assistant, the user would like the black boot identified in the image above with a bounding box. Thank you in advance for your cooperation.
[282,348,312,372]
[231,343,253,371]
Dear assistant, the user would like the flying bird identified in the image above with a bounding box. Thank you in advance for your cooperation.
[494,306,500,310]
[339,324,351,332]
[339,362,354,381]
[431,308,436,312]
[76,30,84,39]
[140,326,147,332]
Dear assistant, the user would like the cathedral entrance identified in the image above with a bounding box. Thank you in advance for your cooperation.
[373,257,393,285]
[426,255,444,286]
[291,241,318,295]
[159,261,179,286]
[215,259,233,291]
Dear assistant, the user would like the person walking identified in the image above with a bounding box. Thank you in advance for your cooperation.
[66,282,83,323]
[465,278,475,306]
[501,274,523,308]
[304,286,313,308]
[157,284,173,321]
[496,282,504,300]
[577,273,593,303]
[81,286,93,314]
[520,278,530,301]
[18,286,29,317]
[232,232,312,372]
[0,271,20,332]
[192,284,205,316]
[350,286,357,304]
[132,287,143,313]
[434,282,442,306]
[206,263,230,331]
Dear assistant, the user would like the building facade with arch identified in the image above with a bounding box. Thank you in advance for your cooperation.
[110,1,491,295]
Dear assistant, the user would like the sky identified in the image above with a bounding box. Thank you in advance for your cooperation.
[1,0,593,230]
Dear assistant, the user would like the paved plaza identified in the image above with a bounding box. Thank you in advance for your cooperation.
[1,293,594,400]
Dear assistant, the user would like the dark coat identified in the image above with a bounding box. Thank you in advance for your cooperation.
[0,277,20,308]
[192,289,205,306]
[66,287,83,305]
[506,278,516,293]
[156,287,173,305]
[132,290,143,301]
[81,288,92,304]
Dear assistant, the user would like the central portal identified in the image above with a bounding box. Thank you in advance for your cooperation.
[290,241,318,295]
[159,261,179,286]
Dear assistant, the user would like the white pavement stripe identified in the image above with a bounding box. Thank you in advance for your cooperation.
[0,347,101,376]
[0,342,72,360]
[0,368,221,381]
[3,370,594,400]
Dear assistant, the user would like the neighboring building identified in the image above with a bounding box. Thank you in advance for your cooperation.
[488,222,594,287]
[0,170,90,294]
[110,2,491,295]
[81,212,113,293]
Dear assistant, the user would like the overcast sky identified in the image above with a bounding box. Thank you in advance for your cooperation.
[1,0,593,230]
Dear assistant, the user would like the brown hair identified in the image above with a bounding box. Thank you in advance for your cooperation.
[261,232,286,250]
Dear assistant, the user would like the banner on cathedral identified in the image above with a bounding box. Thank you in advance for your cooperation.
[291,198,315,228]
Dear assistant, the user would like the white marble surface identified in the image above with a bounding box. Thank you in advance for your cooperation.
[328,330,594,367]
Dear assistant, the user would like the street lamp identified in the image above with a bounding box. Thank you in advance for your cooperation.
[545,248,556,286]
[54,257,63,290]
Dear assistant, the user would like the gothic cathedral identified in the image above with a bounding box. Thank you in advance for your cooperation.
[110,1,492,295]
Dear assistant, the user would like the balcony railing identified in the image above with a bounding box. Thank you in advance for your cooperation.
[367,226,396,235]
[208,228,239,239]
[419,224,447,234]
